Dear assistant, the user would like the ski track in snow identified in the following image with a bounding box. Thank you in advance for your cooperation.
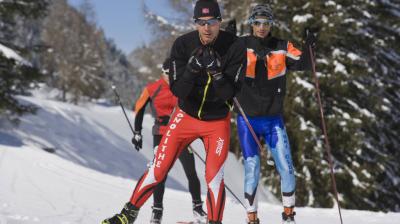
[0,94,399,224]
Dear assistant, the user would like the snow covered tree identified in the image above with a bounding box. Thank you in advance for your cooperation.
[221,0,400,211]
[0,0,48,122]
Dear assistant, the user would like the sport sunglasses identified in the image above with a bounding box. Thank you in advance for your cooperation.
[251,19,273,27]
[194,18,221,26]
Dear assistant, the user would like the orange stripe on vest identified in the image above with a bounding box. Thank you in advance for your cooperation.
[266,52,286,80]
[246,49,257,78]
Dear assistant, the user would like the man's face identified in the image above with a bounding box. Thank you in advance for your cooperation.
[251,16,272,38]
[195,16,221,45]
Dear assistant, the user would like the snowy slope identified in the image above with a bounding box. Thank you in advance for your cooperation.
[0,93,399,223]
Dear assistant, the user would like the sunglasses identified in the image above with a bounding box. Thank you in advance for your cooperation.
[194,18,220,26]
[251,19,273,27]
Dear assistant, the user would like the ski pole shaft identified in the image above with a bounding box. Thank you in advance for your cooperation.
[233,97,269,158]
[188,145,246,209]
[112,86,135,136]
[308,46,344,224]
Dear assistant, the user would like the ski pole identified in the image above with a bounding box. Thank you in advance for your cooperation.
[308,45,344,224]
[188,145,246,209]
[233,97,274,166]
[112,85,136,136]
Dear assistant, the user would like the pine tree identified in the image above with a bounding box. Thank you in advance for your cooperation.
[221,0,400,211]
[0,0,48,123]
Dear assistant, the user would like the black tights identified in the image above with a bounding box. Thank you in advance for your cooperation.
[152,135,202,208]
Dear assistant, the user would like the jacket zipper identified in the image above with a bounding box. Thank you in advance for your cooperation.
[197,73,212,119]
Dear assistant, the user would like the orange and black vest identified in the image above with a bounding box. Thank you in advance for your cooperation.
[134,78,177,135]
[235,35,310,116]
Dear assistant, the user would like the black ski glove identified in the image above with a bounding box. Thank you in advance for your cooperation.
[131,131,142,151]
[304,28,317,49]
[203,48,223,81]
[187,47,205,74]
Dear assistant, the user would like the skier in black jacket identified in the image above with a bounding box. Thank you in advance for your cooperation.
[235,3,316,224]
[101,1,246,224]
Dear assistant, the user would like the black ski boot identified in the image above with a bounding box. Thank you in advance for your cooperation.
[150,206,163,224]
[282,207,296,224]
[102,202,139,224]
[248,219,260,224]
[247,211,260,224]
[192,200,207,224]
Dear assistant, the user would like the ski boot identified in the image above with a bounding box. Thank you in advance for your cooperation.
[282,207,296,224]
[150,206,163,224]
[247,211,260,224]
[102,202,139,224]
[192,200,207,224]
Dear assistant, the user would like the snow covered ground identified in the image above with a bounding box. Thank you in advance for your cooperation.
[0,92,399,224]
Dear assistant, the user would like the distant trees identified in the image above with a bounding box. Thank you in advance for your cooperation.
[128,2,192,81]
[1,0,143,124]
[40,0,106,103]
[40,0,141,106]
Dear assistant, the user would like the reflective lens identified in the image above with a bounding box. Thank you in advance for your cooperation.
[195,18,220,26]
[252,19,273,27]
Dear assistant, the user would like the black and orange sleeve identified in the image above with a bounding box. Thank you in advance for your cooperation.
[134,88,150,132]
[286,41,312,71]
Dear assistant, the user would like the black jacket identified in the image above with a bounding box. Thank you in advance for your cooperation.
[235,35,312,117]
[169,30,246,120]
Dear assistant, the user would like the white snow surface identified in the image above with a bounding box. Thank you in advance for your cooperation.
[0,92,399,224]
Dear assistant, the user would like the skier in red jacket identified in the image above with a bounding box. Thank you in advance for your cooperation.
[131,58,207,224]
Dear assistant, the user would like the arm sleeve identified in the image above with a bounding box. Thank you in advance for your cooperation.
[212,38,247,100]
[286,41,312,71]
[134,88,150,132]
[169,38,196,99]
